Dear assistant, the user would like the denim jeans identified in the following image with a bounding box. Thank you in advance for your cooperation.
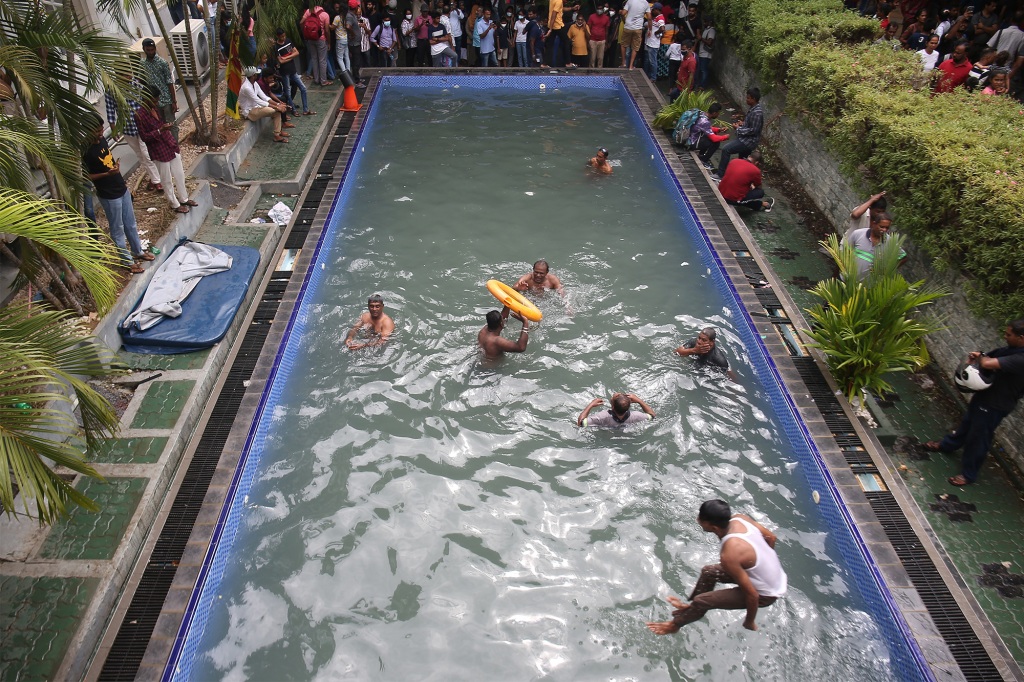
[336,41,351,73]
[283,72,309,113]
[939,400,1010,483]
[716,139,754,178]
[515,42,528,67]
[697,56,711,88]
[98,191,143,264]
[478,50,497,67]
[644,45,658,80]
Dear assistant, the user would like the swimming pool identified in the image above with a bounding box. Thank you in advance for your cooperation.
[166,76,930,681]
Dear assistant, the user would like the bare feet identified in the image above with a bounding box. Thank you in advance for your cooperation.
[923,441,942,452]
[666,596,686,610]
[646,620,680,635]
[948,474,971,486]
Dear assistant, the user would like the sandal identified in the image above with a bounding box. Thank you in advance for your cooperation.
[923,441,943,452]
[136,252,156,261]
[274,136,289,143]
[184,199,199,207]
[283,122,296,128]
[148,182,163,192]
[304,110,317,116]
[129,263,145,274]
[948,475,971,487]
[174,205,190,214]
[321,81,333,86]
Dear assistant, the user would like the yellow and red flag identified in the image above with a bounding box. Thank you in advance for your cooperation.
[225,23,243,119]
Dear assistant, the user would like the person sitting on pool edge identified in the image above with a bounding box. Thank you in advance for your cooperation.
[478,306,529,359]
[345,294,395,350]
[577,392,655,427]
[515,259,564,296]
[675,326,737,380]
[588,146,613,174]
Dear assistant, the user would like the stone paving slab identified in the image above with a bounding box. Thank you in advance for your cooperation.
[0,576,98,681]
[89,437,169,464]
[128,380,195,431]
[37,477,148,561]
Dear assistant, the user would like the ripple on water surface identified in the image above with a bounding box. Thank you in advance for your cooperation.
[190,85,897,681]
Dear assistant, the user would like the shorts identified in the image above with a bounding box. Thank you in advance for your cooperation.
[498,47,508,60]
[622,27,642,52]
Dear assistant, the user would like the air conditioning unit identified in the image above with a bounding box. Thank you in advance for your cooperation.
[128,36,170,61]
[169,19,210,81]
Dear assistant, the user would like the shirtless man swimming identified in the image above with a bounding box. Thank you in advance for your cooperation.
[587,146,613,174]
[345,294,395,350]
[477,306,529,359]
[514,259,564,295]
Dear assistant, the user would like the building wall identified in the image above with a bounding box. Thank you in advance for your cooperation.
[710,39,1024,479]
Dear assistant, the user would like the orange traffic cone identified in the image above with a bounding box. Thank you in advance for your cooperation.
[338,69,361,112]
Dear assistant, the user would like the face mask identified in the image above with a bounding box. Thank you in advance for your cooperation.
[406,13,411,18]
[518,14,523,18]
[597,7,604,12]
[383,19,390,25]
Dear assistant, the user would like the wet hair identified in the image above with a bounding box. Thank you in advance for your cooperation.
[708,102,722,115]
[486,310,503,330]
[748,149,762,163]
[871,211,893,224]
[1010,319,1024,336]
[611,394,631,414]
[700,326,717,342]
[533,259,549,271]
[746,86,761,102]
[698,499,732,529]
[368,294,384,305]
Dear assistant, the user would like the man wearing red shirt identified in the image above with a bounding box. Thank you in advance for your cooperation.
[587,5,611,68]
[934,42,973,93]
[716,150,774,212]
[677,39,697,91]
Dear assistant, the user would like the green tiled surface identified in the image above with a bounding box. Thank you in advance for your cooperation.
[236,89,338,182]
[0,576,98,680]
[130,380,195,430]
[38,477,148,560]
[89,436,168,464]
[195,222,270,249]
[254,193,298,211]
[118,349,211,371]
[740,177,1024,665]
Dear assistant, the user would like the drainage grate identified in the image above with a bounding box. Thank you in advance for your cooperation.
[866,492,1003,681]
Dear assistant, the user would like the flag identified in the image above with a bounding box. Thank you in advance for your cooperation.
[225,23,243,119]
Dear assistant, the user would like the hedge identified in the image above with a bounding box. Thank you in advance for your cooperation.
[707,0,1024,321]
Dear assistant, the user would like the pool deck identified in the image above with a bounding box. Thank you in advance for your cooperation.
[1,70,1021,682]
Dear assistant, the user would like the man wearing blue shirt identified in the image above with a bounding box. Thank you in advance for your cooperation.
[477,8,498,66]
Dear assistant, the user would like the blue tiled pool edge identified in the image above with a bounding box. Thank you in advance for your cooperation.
[162,74,948,682]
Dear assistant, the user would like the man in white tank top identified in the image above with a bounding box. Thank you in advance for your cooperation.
[647,499,786,634]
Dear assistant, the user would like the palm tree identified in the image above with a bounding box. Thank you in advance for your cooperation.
[0,189,123,523]
[804,233,948,405]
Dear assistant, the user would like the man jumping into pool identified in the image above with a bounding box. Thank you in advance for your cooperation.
[515,259,564,296]
[577,392,655,427]
[646,499,787,635]
[587,146,613,174]
[345,294,395,350]
[478,306,529,359]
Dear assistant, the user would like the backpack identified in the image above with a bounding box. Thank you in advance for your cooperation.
[302,10,323,40]
[672,108,702,146]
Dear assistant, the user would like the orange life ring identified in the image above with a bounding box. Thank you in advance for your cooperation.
[486,279,543,322]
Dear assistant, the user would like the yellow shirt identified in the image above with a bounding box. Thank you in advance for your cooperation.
[567,23,589,54]
[549,0,564,30]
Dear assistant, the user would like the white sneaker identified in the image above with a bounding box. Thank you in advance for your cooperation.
[763,197,775,212]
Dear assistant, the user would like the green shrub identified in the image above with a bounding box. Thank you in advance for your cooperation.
[706,0,877,83]
[804,234,948,404]
[787,42,1024,320]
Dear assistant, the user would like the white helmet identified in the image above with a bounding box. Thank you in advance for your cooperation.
[954,362,992,392]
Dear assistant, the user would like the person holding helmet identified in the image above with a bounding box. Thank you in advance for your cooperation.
[925,319,1024,486]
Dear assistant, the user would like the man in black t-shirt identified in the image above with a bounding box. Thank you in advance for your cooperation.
[82,118,153,274]
[675,326,737,381]
[275,28,312,115]
[926,319,1024,486]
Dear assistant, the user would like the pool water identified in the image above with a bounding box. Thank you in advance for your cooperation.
[182,81,899,680]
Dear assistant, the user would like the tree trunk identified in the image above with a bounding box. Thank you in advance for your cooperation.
[27,242,85,316]
[0,243,65,310]
[181,9,209,134]
[208,5,221,146]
